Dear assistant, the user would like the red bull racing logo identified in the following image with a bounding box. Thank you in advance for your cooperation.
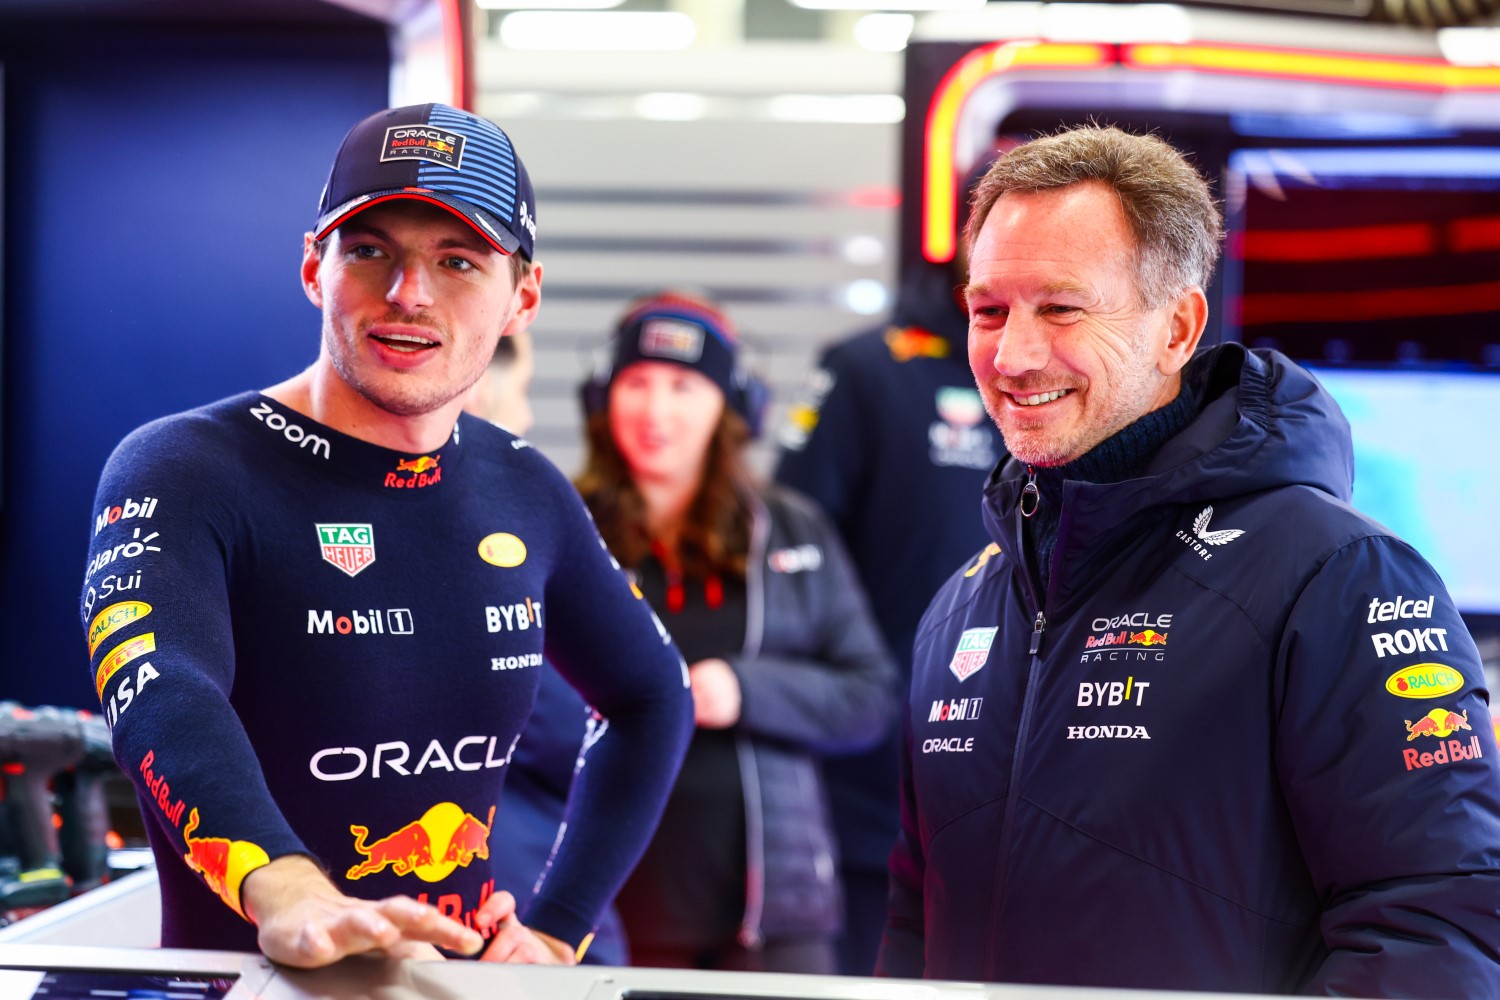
[1402,707,1484,771]
[1129,629,1167,647]
[347,802,496,883]
[381,125,466,168]
[181,807,270,918]
[317,523,375,577]
[1405,707,1471,741]
[386,454,441,489]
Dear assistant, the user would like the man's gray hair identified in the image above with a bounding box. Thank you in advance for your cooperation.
[966,125,1225,307]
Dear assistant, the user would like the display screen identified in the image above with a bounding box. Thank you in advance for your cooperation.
[0,969,236,1000]
[1306,366,1500,615]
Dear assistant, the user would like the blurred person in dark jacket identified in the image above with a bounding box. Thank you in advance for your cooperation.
[579,291,898,974]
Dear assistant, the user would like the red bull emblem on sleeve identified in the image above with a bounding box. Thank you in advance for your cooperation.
[949,627,998,682]
[1402,707,1484,771]
[317,523,376,577]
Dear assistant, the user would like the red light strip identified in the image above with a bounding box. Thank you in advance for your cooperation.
[1239,222,1436,262]
[440,0,467,110]
[924,40,1500,264]
[1123,42,1500,92]
[1448,215,1500,253]
[923,41,1114,263]
[1240,279,1500,325]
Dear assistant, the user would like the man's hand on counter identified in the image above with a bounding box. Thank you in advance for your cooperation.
[242,854,484,967]
[475,889,578,964]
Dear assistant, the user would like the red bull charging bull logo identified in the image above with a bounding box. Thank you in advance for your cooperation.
[346,802,496,883]
[1404,707,1471,741]
[386,454,441,489]
[1128,629,1168,647]
[181,807,270,918]
[1402,706,1484,772]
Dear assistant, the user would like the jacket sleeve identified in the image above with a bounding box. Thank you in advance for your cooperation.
[1276,535,1500,996]
[877,698,925,977]
[82,422,305,921]
[728,495,898,755]
[772,350,867,528]
[530,478,695,950]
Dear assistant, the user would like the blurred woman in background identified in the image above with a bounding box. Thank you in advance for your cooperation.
[576,291,897,974]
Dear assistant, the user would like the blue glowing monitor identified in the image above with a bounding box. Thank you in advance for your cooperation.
[1307,366,1500,615]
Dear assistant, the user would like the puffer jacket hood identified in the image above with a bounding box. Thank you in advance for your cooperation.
[981,345,1354,583]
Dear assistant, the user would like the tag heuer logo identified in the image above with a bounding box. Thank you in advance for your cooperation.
[317,523,375,578]
[949,627,998,682]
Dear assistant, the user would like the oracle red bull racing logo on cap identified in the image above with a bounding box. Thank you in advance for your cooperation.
[949,627,997,682]
[346,802,495,883]
[381,125,466,169]
[317,523,375,577]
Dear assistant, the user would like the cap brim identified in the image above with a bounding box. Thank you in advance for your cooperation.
[315,189,520,256]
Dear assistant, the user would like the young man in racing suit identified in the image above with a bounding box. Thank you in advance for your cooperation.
[80,104,693,968]
[878,124,1500,995]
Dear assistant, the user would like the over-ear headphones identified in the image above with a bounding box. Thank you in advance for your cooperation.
[579,293,771,440]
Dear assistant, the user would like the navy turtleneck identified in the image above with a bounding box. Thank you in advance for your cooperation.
[1024,384,1197,594]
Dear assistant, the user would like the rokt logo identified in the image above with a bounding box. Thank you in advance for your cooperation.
[250,401,331,459]
[94,496,157,536]
[1370,627,1449,659]
[308,608,413,635]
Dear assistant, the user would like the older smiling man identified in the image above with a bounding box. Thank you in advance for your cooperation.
[878,124,1500,996]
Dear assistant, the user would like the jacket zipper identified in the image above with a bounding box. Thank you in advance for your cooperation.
[736,490,770,950]
[986,472,1048,977]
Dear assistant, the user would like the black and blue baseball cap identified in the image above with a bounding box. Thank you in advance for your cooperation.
[314,103,537,259]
